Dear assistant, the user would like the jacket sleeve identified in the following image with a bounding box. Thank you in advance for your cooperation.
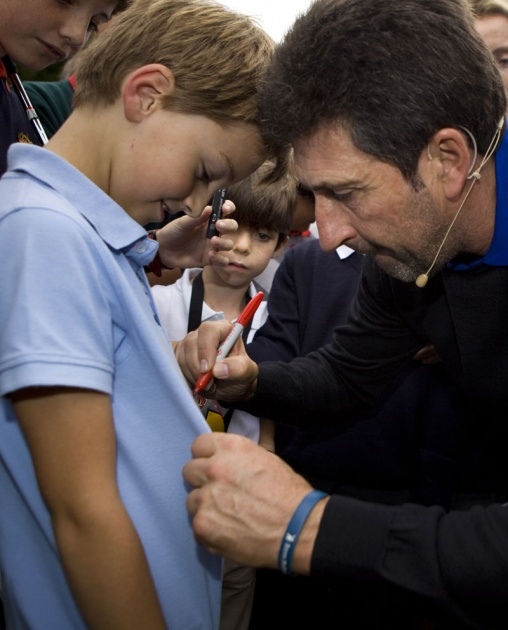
[238,257,422,427]
[312,494,508,629]
[247,244,303,364]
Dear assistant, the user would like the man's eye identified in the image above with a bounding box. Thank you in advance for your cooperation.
[333,191,352,202]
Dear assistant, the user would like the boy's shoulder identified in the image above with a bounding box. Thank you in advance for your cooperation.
[1,144,77,210]
[0,143,143,253]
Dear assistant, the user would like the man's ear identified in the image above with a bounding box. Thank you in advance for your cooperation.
[423,128,474,201]
[273,235,289,257]
[122,64,175,122]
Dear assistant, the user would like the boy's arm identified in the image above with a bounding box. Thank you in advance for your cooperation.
[12,387,167,630]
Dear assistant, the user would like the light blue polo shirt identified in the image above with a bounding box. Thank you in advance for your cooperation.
[0,144,221,629]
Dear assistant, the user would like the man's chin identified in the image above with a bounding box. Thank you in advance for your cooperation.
[373,255,418,283]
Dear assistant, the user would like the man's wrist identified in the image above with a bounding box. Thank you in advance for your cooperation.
[245,375,259,400]
[290,494,329,576]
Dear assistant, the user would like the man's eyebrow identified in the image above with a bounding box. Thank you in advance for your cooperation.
[308,178,364,190]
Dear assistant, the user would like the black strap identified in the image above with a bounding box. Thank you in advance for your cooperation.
[187,271,253,342]
[188,271,254,432]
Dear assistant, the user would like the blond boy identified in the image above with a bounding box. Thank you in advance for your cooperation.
[152,161,296,630]
[0,1,282,628]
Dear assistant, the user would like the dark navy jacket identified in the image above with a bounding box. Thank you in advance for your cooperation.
[241,130,508,628]
[0,56,39,177]
[248,240,466,506]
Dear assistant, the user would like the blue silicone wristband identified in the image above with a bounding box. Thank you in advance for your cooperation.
[278,489,328,575]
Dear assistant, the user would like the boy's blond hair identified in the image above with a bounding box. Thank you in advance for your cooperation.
[227,161,297,247]
[74,0,274,126]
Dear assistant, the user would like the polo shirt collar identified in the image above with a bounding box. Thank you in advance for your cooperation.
[7,143,157,267]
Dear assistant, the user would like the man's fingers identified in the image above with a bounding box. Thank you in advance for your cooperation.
[190,432,220,458]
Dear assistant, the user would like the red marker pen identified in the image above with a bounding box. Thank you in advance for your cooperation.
[193,291,264,394]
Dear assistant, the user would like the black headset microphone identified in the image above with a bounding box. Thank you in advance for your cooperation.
[415,117,505,289]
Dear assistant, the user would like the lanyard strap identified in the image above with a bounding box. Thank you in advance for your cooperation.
[187,271,253,342]
[189,270,255,432]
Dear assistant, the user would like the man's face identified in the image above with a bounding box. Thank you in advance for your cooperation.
[0,0,117,71]
[475,13,508,110]
[294,124,453,283]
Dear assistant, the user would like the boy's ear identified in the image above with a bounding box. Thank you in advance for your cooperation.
[122,64,175,122]
[273,235,289,257]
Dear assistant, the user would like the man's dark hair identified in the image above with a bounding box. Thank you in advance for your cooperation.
[113,0,133,14]
[259,0,506,183]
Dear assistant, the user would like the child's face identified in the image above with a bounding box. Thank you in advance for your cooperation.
[475,13,508,111]
[209,225,283,289]
[0,0,117,71]
[114,111,266,226]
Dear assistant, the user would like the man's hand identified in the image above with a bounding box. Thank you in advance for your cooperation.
[156,202,239,269]
[413,343,441,364]
[183,433,327,574]
[173,319,259,402]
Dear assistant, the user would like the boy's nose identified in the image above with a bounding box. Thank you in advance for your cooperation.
[233,231,252,253]
[184,189,220,219]
[59,16,92,50]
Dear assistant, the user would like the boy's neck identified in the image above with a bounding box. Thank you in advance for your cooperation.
[46,107,115,197]
[200,267,251,322]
